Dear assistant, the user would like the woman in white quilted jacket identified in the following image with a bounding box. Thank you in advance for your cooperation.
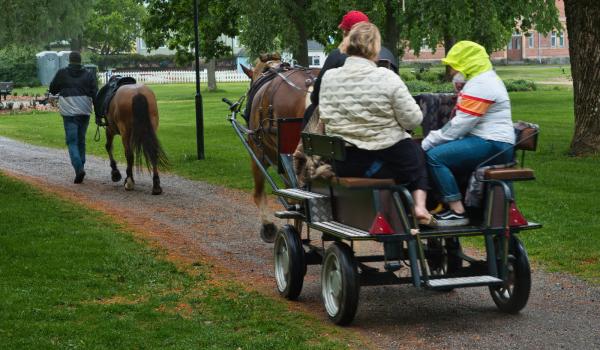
[319,22,434,226]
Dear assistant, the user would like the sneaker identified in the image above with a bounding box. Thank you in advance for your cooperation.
[74,171,86,184]
[434,210,469,227]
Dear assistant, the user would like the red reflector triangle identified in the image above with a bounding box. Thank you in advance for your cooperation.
[369,212,394,235]
[509,201,528,227]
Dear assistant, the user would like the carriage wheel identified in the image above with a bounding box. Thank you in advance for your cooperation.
[426,237,462,291]
[273,225,305,300]
[489,237,531,313]
[321,242,360,325]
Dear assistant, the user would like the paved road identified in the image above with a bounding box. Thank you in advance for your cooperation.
[1,136,598,349]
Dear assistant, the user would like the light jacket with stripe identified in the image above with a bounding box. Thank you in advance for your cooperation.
[421,70,515,151]
[49,64,97,117]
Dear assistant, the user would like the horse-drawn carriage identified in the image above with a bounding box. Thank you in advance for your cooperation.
[224,70,541,325]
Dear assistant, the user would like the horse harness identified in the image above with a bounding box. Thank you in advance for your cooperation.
[248,65,317,162]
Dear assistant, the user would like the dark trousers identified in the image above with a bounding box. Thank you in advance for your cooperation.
[334,138,430,192]
[62,115,90,174]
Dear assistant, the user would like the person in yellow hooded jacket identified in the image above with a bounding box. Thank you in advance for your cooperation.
[422,41,515,226]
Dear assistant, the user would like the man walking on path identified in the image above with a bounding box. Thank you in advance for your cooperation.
[49,51,97,184]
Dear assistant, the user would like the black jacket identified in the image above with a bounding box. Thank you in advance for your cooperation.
[49,64,97,117]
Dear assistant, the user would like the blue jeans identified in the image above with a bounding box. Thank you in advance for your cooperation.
[426,136,514,203]
[62,115,90,174]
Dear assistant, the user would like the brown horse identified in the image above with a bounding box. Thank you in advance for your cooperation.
[241,54,319,242]
[105,84,168,195]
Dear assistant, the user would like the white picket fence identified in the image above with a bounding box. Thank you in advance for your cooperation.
[97,70,250,85]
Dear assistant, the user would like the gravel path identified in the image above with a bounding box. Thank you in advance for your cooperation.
[1,136,598,349]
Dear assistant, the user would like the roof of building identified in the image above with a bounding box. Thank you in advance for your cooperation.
[307,40,325,51]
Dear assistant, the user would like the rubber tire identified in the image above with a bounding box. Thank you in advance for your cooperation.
[321,242,360,326]
[273,225,305,300]
[489,238,531,313]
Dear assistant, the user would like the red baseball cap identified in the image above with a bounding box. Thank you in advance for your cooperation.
[338,10,369,31]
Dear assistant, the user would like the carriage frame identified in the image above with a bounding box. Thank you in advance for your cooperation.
[224,95,541,325]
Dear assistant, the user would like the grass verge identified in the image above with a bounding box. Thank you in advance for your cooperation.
[0,172,357,349]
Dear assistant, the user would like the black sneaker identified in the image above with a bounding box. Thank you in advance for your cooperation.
[434,210,469,227]
[74,171,86,184]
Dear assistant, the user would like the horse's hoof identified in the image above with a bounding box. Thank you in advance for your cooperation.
[111,171,122,182]
[260,223,277,243]
[124,178,135,191]
[152,186,163,195]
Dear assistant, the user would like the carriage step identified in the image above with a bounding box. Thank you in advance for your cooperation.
[274,210,305,220]
[275,188,328,200]
[310,221,371,239]
[427,275,502,289]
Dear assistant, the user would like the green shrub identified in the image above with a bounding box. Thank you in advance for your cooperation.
[504,79,537,92]
[405,80,434,93]
[415,70,445,83]
[0,45,40,87]
[400,72,416,82]
[405,80,454,93]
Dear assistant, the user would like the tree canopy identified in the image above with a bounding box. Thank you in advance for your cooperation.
[84,0,146,55]
[0,0,92,47]
[142,0,238,64]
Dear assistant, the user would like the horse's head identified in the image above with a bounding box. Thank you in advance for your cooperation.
[240,52,283,84]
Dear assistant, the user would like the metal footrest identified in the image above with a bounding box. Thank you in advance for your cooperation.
[310,221,371,240]
[274,188,328,200]
[427,275,502,289]
[274,210,305,220]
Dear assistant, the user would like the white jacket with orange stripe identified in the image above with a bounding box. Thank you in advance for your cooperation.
[421,70,515,151]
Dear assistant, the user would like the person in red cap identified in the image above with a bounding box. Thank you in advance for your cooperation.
[302,10,398,127]
[338,10,369,31]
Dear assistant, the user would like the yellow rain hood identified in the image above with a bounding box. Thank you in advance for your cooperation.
[442,41,493,79]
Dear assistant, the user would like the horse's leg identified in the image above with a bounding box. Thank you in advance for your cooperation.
[251,159,277,243]
[151,163,162,195]
[105,130,122,182]
[122,134,135,191]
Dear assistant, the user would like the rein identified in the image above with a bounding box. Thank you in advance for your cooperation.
[94,124,104,142]
[268,67,315,93]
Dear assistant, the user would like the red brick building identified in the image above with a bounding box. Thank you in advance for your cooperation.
[402,0,569,64]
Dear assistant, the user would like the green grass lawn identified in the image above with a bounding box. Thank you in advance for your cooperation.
[0,173,356,349]
[0,82,597,283]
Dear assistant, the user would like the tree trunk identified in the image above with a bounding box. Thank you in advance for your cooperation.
[290,0,309,67]
[70,34,83,51]
[565,0,600,155]
[383,0,399,59]
[443,35,456,81]
[207,58,217,92]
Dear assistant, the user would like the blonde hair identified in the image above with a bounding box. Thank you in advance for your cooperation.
[340,22,381,61]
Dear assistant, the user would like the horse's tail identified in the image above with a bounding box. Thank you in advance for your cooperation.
[131,93,169,171]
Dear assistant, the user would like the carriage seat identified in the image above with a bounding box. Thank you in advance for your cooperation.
[331,176,396,188]
[301,132,399,188]
[482,122,539,181]
[483,167,535,181]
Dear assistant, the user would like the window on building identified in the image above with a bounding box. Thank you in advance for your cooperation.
[309,56,321,66]
[528,34,535,48]
[507,39,512,50]
[559,32,565,48]
[551,31,557,48]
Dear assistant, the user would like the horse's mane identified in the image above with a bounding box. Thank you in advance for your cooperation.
[252,52,282,80]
